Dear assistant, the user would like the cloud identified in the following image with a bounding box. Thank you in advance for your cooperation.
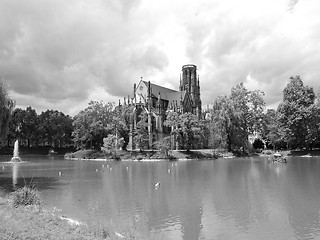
[1,0,320,115]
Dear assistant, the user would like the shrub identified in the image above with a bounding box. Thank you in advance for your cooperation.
[253,138,265,149]
[10,186,42,208]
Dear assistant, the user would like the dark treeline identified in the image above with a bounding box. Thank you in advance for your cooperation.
[1,76,320,152]
[7,107,73,148]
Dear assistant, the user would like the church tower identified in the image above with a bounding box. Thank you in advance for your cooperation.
[179,64,201,118]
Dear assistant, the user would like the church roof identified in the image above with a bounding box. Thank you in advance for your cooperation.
[139,80,187,107]
[142,80,178,100]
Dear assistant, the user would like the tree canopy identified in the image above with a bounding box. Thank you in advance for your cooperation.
[164,112,204,151]
[8,107,73,147]
[210,83,265,152]
[0,81,15,145]
[72,101,114,149]
[277,76,320,149]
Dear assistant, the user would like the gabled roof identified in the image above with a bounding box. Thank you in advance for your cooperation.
[142,80,178,101]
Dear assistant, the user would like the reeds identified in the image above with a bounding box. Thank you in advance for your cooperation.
[10,186,42,208]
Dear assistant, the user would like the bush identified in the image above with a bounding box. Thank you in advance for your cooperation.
[253,138,265,149]
[10,186,43,208]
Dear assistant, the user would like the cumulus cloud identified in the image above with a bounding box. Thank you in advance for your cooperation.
[1,0,320,115]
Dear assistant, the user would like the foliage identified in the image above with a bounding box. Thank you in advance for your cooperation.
[164,112,202,151]
[8,107,73,147]
[277,76,319,149]
[210,83,265,152]
[106,105,131,150]
[261,109,280,149]
[103,135,117,151]
[72,101,114,149]
[0,81,15,145]
[10,186,42,208]
[210,95,236,151]
[133,111,149,150]
[115,104,134,148]
[38,110,73,147]
[153,136,172,157]
[102,135,124,152]
[252,139,264,149]
[9,107,38,147]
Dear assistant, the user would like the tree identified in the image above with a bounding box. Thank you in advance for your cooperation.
[103,134,117,151]
[7,107,38,147]
[193,119,210,149]
[8,108,73,147]
[38,110,73,147]
[22,107,38,147]
[72,101,114,149]
[133,111,149,150]
[153,136,172,157]
[277,76,317,149]
[106,104,132,150]
[0,81,15,145]
[230,83,265,152]
[164,112,201,151]
[7,108,24,144]
[210,83,265,152]
[210,95,237,151]
[261,109,280,149]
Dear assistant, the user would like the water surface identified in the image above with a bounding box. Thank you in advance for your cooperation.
[1,155,320,240]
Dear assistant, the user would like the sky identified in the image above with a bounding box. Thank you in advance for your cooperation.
[1,0,320,116]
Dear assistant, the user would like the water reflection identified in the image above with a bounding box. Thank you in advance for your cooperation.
[12,162,19,187]
[1,156,320,240]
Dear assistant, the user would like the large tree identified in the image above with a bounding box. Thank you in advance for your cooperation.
[106,104,132,149]
[38,110,73,147]
[20,107,38,147]
[164,112,203,151]
[210,95,238,151]
[210,83,265,152]
[277,76,319,149]
[0,82,15,145]
[72,101,114,149]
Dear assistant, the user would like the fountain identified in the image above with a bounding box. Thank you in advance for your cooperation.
[11,140,21,162]
[12,162,19,187]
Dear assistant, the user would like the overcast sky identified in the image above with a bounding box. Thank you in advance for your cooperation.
[1,0,320,115]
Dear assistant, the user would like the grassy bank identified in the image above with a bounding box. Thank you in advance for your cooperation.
[65,149,219,161]
[0,187,161,240]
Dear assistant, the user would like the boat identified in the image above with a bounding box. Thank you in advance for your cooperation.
[48,149,58,155]
[270,152,287,163]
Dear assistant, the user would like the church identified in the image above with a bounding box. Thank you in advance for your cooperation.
[120,64,202,150]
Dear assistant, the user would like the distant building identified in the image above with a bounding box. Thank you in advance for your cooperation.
[119,64,202,149]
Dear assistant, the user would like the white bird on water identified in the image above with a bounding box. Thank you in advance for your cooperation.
[155,182,160,189]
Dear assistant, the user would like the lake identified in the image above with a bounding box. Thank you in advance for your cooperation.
[1,155,320,240]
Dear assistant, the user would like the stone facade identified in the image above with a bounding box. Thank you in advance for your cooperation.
[120,64,201,150]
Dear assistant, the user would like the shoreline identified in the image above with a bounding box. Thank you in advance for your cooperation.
[64,149,221,162]
[65,156,203,161]
[0,193,158,239]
